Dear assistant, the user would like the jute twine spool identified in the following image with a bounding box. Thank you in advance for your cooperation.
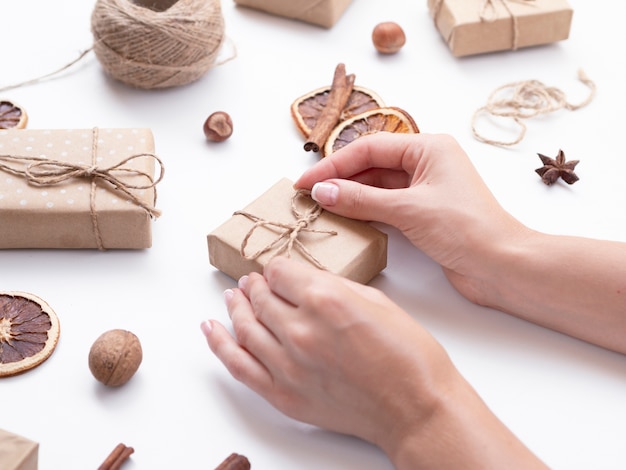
[91,0,225,89]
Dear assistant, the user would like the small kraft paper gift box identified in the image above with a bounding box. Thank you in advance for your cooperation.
[427,0,573,57]
[233,0,353,28]
[0,128,163,249]
[0,428,38,470]
[208,178,388,284]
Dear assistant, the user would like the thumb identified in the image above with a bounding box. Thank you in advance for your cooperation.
[310,179,400,225]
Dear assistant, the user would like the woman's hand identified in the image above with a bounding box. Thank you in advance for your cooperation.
[296,132,626,353]
[205,256,450,450]
[203,257,546,469]
[295,132,528,303]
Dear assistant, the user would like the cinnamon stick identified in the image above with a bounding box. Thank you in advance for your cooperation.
[215,452,251,470]
[109,446,134,470]
[98,443,134,470]
[304,63,355,154]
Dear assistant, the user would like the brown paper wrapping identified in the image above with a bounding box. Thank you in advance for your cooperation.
[233,0,353,28]
[0,429,38,470]
[0,128,160,249]
[208,178,387,284]
[427,0,573,57]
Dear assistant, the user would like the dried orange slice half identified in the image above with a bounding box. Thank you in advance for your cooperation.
[323,106,420,156]
[291,85,385,138]
[0,100,28,129]
[0,292,60,377]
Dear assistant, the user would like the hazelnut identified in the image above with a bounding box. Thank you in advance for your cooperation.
[88,329,142,387]
[203,111,233,142]
[372,22,406,54]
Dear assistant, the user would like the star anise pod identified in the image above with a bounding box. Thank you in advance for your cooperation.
[535,149,579,185]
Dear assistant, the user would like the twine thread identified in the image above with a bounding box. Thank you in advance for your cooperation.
[472,69,597,146]
[234,190,337,270]
[0,128,164,250]
[0,49,93,93]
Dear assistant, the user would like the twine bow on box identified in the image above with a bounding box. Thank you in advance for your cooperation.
[0,128,164,250]
[234,190,337,270]
[432,0,536,51]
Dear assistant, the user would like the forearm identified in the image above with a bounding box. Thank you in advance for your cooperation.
[388,373,547,470]
[478,230,626,353]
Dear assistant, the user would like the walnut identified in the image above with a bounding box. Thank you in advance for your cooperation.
[88,329,142,387]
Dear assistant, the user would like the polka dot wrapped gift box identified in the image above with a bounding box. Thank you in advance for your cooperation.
[0,128,163,249]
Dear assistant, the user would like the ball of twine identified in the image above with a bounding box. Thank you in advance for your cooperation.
[91,0,225,89]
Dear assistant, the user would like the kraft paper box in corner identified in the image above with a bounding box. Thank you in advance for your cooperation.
[0,428,38,470]
[233,0,353,28]
[208,178,387,284]
[0,128,162,249]
[427,0,573,57]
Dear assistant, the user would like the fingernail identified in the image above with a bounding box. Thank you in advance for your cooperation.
[200,320,213,338]
[238,275,249,290]
[311,182,338,206]
[223,288,234,305]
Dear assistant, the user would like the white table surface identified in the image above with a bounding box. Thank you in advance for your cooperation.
[1,1,626,469]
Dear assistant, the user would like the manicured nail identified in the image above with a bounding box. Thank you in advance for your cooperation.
[311,182,339,206]
[238,275,249,290]
[200,320,213,338]
[223,288,234,305]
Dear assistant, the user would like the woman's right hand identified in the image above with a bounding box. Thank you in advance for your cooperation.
[203,256,547,470]
[295,132,528,303]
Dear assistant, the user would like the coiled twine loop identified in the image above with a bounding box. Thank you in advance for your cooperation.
[91,0,225,89]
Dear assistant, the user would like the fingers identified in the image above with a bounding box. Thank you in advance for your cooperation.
[293,133,440,224]
[349,167,412,189]
[202,285,285,396]
[202,258,390,405]
[201,319,273,396]
[309,178,405,224]
[237,271,301,347]
[295,132,422,190]
[260,256,358,314]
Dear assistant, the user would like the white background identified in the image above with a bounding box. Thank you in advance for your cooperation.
[1,1,626,469]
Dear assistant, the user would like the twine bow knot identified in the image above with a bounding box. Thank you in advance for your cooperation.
[234,190,337,270]
[432,0,535,51]
[480,0,535,20]
[22,154,163,218]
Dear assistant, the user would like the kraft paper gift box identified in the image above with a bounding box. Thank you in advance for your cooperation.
[0,128,162,249]
[233,0,353,28]
[208,178,388,284]
[427,0,573,57]
[0,429,38,470]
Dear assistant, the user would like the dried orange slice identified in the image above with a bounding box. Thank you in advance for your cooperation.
[291,85,385,138]
[0,292,60,377]
[323,106,420,156]
[0,100,28,129]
